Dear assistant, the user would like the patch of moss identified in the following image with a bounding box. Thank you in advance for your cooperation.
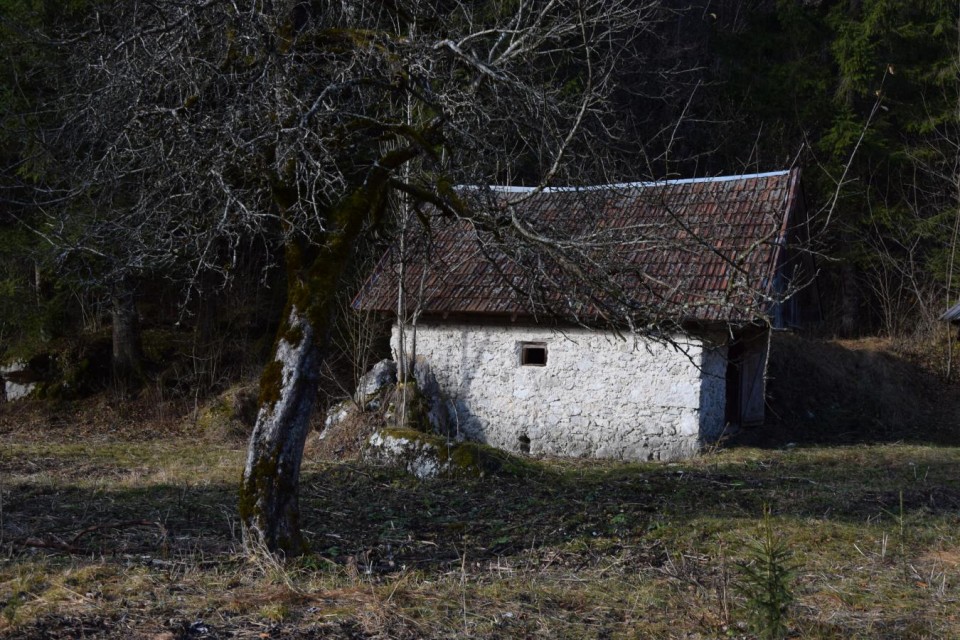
[380,426,445,445]
[194,390,254,442]
[448,442,536,478]
[258,360,283,408]
[195,398,228,432]
[238,449,278,525]
[393,381,431,433]
[373,428,536,479]
[281,323,304,347]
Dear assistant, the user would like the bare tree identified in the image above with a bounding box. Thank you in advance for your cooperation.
[28,0,665,553]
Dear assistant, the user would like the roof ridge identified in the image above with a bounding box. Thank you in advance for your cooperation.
[480,169,792,193]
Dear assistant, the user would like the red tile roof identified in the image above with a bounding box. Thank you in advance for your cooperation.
[355,169,801,324]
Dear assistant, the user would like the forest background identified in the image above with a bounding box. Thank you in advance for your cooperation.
[2,0,959,398]
[4,2,960,636]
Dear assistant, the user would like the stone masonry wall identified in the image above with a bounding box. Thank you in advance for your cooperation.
[391,323,728,461]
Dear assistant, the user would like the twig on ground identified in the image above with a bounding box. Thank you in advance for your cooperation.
[13,519,168,555]
[69,519,168,547]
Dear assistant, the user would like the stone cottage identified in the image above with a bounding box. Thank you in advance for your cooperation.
[354,169,818,461]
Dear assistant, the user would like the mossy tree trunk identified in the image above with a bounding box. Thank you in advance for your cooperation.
[238,301,320,555]
[239,147,426,555]
[238,225,366,554]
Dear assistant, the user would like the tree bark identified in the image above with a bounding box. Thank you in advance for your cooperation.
[238,144,425,555]
[238,239,354,554]
[111,290,143,386]
[239,304,321,555]
[238,228,361,554]
[840,263,860,337]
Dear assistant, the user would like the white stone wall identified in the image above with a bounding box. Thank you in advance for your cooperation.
[392,323,727,461]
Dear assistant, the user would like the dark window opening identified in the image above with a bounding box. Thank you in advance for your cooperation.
[518,433,530,454]
[521,343,547,366]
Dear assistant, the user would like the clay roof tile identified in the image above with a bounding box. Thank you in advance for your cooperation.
[354,169,800,323]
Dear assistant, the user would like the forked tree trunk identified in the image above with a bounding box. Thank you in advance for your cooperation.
[239,305,321,555]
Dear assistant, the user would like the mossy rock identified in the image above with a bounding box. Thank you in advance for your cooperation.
[193,384,258,441]
[366,427,535,479]
[8,333,114,401]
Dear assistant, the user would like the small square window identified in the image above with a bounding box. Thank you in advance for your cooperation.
[521,342,547,366]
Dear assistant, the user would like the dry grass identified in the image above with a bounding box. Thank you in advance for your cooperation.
[2,335,960,638]
[3,438,960,639]
[749,333,960,447]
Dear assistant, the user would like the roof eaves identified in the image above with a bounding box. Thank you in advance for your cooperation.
[762,167,802,301]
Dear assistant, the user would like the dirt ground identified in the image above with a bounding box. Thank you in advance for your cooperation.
[3,336,960,638]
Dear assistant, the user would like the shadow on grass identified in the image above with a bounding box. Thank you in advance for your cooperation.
[7,449,960,573]
[299,454,960,570]
[2,479,240,559]
[4,438,959,639]
[732,334,960,449]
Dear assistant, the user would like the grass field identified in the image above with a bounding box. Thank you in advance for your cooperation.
[2,433,960,639]
[3,335,960,639]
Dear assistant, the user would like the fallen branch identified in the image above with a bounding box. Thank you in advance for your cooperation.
[16,537,82,553]
[69,519,167,547]
[14,520,168,555]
